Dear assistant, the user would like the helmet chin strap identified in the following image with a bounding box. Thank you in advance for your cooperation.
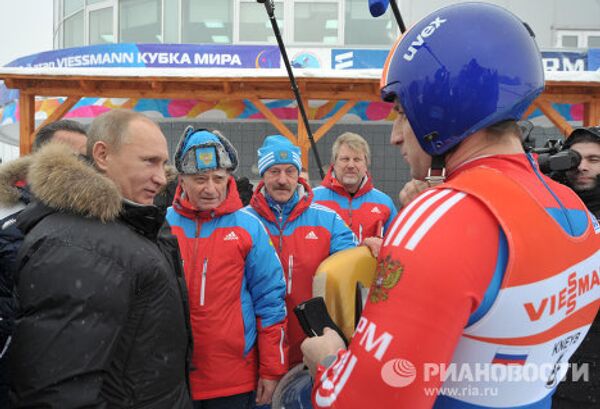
[426,155,447,186]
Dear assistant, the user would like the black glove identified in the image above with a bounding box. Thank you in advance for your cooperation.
[236,177,254,207]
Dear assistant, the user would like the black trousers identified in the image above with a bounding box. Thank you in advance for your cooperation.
[193,392,255,409]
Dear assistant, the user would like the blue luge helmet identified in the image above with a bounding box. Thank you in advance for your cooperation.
[380,2,544,156]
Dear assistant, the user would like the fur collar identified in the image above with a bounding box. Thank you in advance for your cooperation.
[0,155,32,206]
[27,143,122,222]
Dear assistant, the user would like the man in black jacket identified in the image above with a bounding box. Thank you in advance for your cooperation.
[553,127,600,409]
[10,109,193,408]
[563,126,600,218]
[0,119,87,408]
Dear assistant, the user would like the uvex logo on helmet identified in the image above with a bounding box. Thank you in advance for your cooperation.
[403,17,447,62]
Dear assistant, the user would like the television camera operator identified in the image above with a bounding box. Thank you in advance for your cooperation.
[561,127,600,218]
[551,126,599,409]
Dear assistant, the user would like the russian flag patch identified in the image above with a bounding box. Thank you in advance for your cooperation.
[491,349,529,365]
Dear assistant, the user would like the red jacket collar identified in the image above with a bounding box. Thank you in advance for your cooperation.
[320,165,373,199]
[447,153,534,180]
[172,176,242,220]
[250,178,313,224]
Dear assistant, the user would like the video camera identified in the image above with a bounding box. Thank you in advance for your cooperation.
[519,121,581,180]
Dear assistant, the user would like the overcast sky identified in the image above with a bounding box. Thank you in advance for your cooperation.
[0,0,53,66]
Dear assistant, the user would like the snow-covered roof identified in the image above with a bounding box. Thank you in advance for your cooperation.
[0,66,598,83]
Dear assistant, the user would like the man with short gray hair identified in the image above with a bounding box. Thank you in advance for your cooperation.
[313,132,397,242]
[167,127,288,409]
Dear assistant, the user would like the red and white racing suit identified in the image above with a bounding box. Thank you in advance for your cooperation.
[312,154,600,409]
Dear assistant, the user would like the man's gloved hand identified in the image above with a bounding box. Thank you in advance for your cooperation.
[236,177,254,206]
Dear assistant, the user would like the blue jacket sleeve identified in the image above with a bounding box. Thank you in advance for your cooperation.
[242,212,288,379]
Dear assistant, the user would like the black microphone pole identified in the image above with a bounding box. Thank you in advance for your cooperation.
[258,0,325,179]
[389,0,407,33]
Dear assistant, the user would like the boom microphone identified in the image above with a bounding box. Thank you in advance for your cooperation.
[369,0,390,17]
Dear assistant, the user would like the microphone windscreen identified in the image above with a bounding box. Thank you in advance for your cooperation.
[369,0,390,17]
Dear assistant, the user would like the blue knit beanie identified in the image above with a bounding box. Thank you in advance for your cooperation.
[257,135,302,176]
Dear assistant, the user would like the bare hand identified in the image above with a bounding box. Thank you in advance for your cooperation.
[399,179,429,207]
[256,377,278,405]
[301,327,346,377]
[362,236,383,258]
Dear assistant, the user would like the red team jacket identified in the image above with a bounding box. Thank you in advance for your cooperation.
[312,154,600,409]
[248,179,356,365]
[167,177,288,400]
[313,166,397,241]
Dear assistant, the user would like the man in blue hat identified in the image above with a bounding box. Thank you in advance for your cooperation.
[167,128,288,409]
[246,135,357,367]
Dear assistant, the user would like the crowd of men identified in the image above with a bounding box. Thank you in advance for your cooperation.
[0,111,395,408]
[0,3,599,409]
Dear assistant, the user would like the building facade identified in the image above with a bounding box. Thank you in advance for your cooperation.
[0,1,598,195]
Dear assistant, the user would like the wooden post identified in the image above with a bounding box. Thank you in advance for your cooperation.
[249,98,297,144]
[313,100,358,142]
[534,99,573,136]
[34,96,82,135]
[583,99,600,126]
[19,92,35,155]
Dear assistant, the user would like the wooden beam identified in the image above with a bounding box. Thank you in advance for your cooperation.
[297,93,310,169]
[313,100,358,142]
[583,99,600,126]
[34,96,82,134]
[78,80,97,94]
[151,81,164,92]
[299,142,310,171]
[521,102,538,120]
[249,98,297,144]
[19,92,35,155]
[534,99,573,136]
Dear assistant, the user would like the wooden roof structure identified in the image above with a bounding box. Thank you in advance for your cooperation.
[1,67,599,166]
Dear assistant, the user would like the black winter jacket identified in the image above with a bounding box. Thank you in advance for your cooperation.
[0,155,32,409]
[10,144,193,409]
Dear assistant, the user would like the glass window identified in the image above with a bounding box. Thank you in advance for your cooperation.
[64,0,84,16]
[561,35,578,48]
[64,10,84,48]
[89,7,114,44]
[86,0,107,4]
[182,1,232,44]
[120,0,162,43]
[164,0,180,43]
[239,1,283,42]
[294,2,338,44]
[588,36,600,48]
[345,0,396,46]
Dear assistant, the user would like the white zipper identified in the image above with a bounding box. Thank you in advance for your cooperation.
[200,258,208,306]
[0,335,11,359]
[359,224,363,243]
[279,327,285,365]
[287,255,293,295]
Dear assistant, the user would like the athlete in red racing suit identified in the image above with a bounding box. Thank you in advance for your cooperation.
[302,4,600,409]
[309,154,600,409]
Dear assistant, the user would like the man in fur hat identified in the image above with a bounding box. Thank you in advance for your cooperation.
[167,127,288,409]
